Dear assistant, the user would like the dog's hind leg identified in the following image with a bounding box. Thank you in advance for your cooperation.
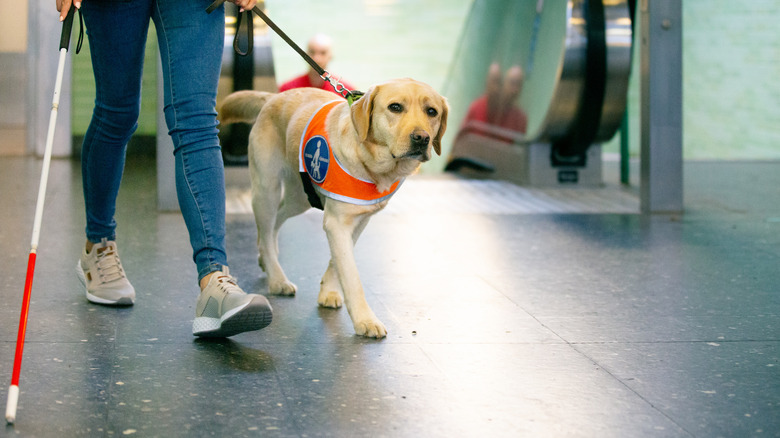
[249,132,298,296]
[317,259,343,308]
[252,180,299,296]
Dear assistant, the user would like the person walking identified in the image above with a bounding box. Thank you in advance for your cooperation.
[56,0,272,337]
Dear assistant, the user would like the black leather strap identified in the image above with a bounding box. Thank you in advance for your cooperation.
[233,10,253,56]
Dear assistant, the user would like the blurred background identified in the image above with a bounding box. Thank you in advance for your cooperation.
[1,0,778,168]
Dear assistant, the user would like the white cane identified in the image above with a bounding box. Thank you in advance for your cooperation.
[6,5,78,425]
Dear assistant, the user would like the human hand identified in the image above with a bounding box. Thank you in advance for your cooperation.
[228,0,257,13]
[56,0,81,22]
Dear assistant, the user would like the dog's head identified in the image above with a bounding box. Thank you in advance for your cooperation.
[351,78,449,163]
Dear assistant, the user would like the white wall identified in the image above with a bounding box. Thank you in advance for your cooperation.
[0,0,28,52]
[0,0,29,155]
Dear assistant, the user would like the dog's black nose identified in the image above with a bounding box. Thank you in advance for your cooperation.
[410,131,430,147]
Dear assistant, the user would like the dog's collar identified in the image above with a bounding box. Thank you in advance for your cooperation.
[346,90,364,106]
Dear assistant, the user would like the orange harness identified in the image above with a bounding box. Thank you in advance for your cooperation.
[299,100,402,209]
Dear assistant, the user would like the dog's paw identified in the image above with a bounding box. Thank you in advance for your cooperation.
[354,318,387,339]
[269,280,297,296]
[317,290,343,308]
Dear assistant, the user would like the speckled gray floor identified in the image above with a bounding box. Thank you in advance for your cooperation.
[1,155,778,437]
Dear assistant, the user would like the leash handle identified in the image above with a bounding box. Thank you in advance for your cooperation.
[233,10,254,56]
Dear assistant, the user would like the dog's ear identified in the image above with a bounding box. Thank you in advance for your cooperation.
[351,86,376,142]
[432,96,449,156]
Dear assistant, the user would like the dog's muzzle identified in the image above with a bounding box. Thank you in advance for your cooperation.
[410,130,430,148]
[403,130,431,161]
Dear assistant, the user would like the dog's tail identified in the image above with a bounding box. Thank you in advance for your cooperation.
[217,90,274,125]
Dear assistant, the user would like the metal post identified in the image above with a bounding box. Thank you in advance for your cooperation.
[640,0,683,213]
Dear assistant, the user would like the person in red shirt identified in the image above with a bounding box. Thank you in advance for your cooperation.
[446,64,528,173]
[462,63,528,135]
[278,33,356,94]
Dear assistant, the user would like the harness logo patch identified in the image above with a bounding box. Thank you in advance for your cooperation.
[303,135,329,184]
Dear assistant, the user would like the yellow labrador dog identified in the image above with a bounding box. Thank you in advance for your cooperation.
[218,78,448,338]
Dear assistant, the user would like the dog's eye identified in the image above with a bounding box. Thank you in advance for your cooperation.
[388,103,403,113]
[426,108,439,117]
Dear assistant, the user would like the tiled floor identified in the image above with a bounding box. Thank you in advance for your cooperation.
[1,155,778,437]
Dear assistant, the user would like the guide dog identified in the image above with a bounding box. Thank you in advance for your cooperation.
[218,78,448,338]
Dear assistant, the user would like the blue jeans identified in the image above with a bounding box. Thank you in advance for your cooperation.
[81,0,228,282]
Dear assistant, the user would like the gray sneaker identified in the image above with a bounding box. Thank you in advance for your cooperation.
[192,268,272,337]
[76,238,135,306]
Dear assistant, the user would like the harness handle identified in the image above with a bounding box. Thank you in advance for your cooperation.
[206,0,362,102]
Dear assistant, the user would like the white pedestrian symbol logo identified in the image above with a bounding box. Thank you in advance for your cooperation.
[311,140,323,181]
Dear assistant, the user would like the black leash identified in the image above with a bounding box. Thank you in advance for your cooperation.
[207,0,363,104]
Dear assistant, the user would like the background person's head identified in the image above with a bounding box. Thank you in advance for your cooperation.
[485,62,502,100]
[307,33,334,72]
[502,65,524,101]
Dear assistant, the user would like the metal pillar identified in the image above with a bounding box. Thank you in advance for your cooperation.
[640,0,683,214]
[27,2,72,157]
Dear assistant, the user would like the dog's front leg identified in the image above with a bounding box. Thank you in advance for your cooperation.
[322,204,386,338]
[318,213,370,309]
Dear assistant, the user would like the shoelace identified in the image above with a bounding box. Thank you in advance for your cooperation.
[95,246,126,283]
[215,273,245,295]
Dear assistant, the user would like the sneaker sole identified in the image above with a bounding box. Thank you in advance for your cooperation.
[75,260,135,306]
[192,296,273,338]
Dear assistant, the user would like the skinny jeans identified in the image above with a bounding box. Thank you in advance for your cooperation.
[80,0,228,282]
